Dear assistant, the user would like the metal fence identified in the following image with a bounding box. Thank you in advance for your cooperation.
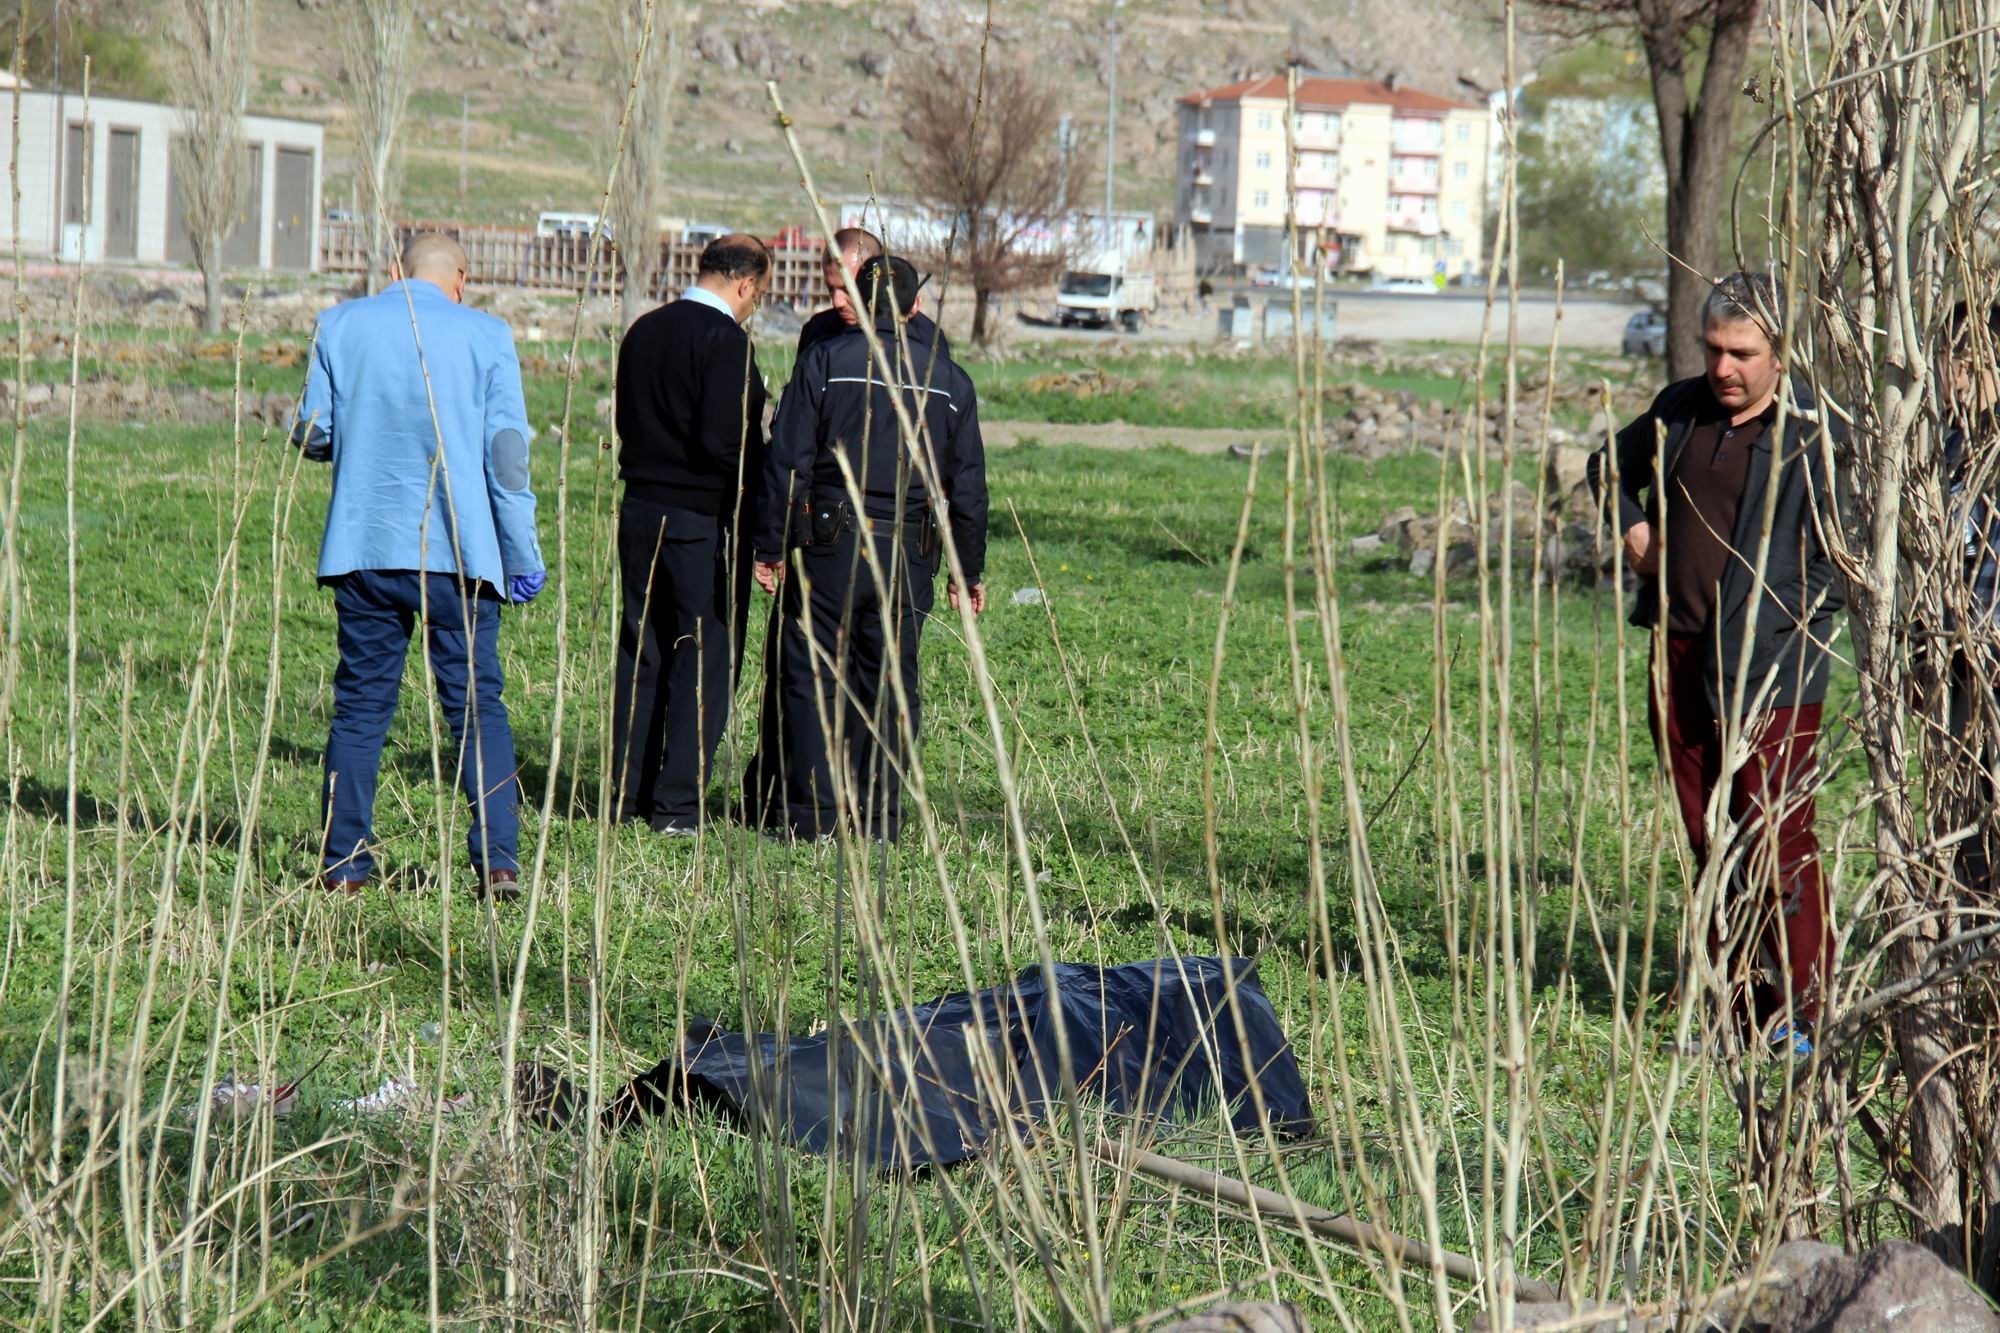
[320,218,827,306]
[320,217,1197,312]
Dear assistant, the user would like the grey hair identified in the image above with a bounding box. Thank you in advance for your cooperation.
[1701,270,1784,339]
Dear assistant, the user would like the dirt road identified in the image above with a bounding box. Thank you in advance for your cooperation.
[981,420,1282,453]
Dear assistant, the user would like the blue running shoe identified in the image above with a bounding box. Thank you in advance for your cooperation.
[1770,1024,1813,1058]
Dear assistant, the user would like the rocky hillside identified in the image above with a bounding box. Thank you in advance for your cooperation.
[128,0,1523,232]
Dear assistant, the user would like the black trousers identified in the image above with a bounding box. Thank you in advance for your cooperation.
[741,601,786,824]
[610,497,750,828]
[774,518,937,841]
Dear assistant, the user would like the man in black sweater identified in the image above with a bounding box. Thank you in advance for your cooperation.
[751,255,987,843]
[610,233,770,834]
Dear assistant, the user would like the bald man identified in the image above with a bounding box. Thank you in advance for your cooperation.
[296,232,547,898]
[794,226,949,358]
[610,233,770,834]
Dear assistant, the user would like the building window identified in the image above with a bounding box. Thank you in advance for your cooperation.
[1456,122,1472,143]
[1256,111,1274,130]
[1453,201,1468,220]
[1453,161,1469,181]
[1253,189,1270,209]
[1255,151,1272,170]
[1445,239,1464,257]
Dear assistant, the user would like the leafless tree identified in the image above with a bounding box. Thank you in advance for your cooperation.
[338,0,416,296]
[1526,0,1760,378]
[167,0,254,334]
[1773,0,2000,1289]
[601,0,684,315]
[899,52,1066,346]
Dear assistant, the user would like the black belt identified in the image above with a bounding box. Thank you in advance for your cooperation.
[803,495,938,556]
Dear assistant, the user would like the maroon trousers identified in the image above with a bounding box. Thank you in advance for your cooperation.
[1650,633,1834,1028]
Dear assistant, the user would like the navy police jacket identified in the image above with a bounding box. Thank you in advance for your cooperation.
[756,311,988,584]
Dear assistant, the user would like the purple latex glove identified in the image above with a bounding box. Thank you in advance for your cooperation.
[509,570,547,604]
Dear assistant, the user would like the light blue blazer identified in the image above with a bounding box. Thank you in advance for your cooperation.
[298,279,545,593]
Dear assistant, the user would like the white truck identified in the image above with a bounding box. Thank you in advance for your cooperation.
[1056,268,1157,331]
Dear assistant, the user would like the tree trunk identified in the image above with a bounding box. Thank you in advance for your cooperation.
[1643,2,1760,381]
[365,211,384,296]
[972,288,992,345]
[1841,316,1971,1273]
[621,238,658,318]
[202,257,225,335]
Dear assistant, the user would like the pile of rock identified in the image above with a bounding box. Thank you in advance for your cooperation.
[1352,445,1613,585]
[0,373,299,430]
[1323,383,1453,460]
[1020,367,1141,399]
[1473,1239,2000,1332]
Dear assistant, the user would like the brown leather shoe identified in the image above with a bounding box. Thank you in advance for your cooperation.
[477,868,521,902]
[322,874,368,895]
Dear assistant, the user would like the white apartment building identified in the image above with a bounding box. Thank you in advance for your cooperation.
[1173,74,1491,282]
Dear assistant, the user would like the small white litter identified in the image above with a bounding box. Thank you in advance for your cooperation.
[333,1075,476,1117]
[188,1074,298,1121]
[1011,587,1045,606]
[334,1076,418,1115]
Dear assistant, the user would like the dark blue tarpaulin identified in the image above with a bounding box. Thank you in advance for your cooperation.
[591,956,1314,1169]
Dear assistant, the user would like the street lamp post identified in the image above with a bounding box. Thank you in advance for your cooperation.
[1104,0,1121,329]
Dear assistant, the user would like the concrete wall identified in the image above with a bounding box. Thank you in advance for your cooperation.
[0,90,324,271]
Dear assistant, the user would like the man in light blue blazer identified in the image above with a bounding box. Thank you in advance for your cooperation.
[295,232,547,899]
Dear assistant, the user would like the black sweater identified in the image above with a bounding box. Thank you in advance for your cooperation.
[615,297,767,517]
[757,313,988,582]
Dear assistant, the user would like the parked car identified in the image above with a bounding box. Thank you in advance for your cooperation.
[1250,266,1318,290]
[536,211,612,240]
[1372,276,1438,295]
[1622,309,1669,357]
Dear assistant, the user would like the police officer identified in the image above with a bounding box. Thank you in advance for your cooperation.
[741,228,952,824]
[751,255,987,842]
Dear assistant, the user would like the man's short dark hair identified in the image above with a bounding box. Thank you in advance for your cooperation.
[855,255,921,319]
[1702,271,1784,339]
[698,233,771,281]
[830,227,883,264]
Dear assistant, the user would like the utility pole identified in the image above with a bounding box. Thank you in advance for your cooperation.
[1056,114,1074,215]
[1103,0,1121,329]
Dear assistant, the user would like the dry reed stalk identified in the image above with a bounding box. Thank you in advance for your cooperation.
[768,75,1117,1328]
[49,72,92,1319]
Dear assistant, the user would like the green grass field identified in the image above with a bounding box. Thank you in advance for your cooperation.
[0,330,1880,1328]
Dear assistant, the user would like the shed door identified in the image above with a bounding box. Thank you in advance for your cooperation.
[165,136,193,263]
[63,123,86,225]
[222,143,263,269]
[272,148,314,270]
[105,129,139,259]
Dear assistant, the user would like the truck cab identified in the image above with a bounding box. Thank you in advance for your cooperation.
[1057,269,1156,331]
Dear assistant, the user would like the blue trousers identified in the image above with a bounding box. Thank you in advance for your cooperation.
[321,570,521,879]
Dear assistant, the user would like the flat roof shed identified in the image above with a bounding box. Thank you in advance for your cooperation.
[0,87,326,271]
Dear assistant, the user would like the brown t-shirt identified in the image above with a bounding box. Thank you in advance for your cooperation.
[1663,401,1776,634]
